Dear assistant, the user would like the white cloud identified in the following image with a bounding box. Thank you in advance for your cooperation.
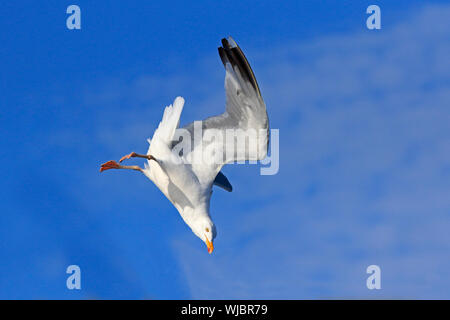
[172,4,450,299]
[42,3,450,299]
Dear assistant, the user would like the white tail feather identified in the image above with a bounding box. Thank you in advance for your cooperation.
[153,96,185,144]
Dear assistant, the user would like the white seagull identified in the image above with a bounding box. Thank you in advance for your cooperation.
[100,37,269,254]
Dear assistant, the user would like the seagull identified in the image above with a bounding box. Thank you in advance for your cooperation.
[100,37,269,254]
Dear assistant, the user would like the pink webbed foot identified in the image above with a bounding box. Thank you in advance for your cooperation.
[100,160,120,172]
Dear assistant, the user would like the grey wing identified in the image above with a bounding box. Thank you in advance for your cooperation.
[173,37,269,187]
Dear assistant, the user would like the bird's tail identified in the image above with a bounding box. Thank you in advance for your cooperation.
[152,96,185,145]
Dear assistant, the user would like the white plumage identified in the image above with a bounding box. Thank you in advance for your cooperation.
[100,37,269,254]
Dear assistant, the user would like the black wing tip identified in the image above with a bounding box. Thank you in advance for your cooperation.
[218,37,261,97]
[218,47,228,66]
[222,36,237,48]
[221,38,228,48]
[214,171,233,192]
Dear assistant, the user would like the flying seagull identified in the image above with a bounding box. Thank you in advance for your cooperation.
[100,37,269,254]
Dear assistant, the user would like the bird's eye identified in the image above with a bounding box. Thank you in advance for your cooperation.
[205,227,210,233]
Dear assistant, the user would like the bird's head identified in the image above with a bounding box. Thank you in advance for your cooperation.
[191,215,216,254]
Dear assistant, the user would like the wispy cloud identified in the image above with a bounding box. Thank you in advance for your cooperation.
[171,4,450,299]
[33,3,450,299]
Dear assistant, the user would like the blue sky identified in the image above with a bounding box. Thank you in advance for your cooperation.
[0,0,449,299]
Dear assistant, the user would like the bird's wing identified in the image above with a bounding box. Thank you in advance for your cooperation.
[147,96,185,169]
[213,171,233,192]
[152,96,185,147]
[172,37,269,188]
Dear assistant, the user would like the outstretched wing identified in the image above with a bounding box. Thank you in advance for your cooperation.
[172,37,269,188]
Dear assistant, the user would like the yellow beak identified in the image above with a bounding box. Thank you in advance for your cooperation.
[205,236,214,254]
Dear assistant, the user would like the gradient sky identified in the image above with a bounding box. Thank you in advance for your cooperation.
[0,1,449,299]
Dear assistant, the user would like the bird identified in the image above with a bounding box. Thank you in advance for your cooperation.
[100,37,269,254]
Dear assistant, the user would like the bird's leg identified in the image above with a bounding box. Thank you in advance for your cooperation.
[100,160,143,173]
[119,152,156,163]
[100,151,159,172]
